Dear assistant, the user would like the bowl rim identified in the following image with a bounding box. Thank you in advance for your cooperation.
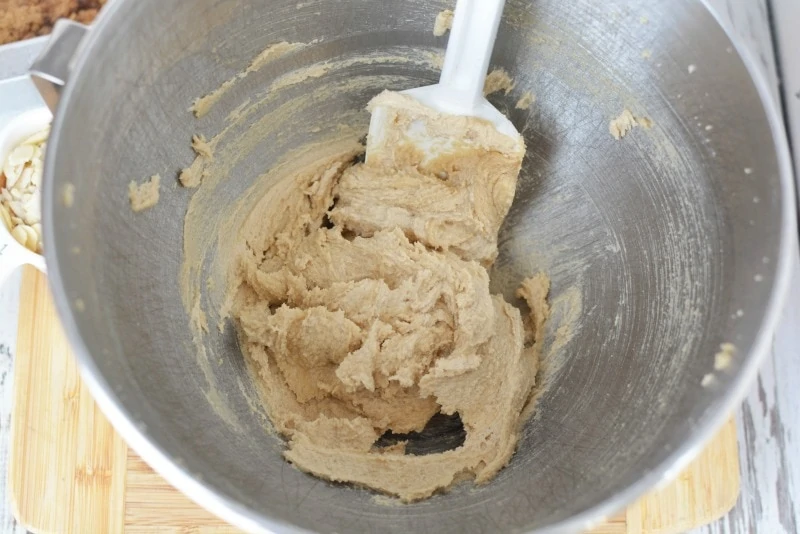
[41,0,798,532]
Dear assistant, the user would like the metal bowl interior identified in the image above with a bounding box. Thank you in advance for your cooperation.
[42,0,793,532]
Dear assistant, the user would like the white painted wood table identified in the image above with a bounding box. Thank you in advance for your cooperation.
[0,0,798,532]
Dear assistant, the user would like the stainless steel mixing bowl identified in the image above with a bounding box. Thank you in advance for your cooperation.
[36,0,795,532]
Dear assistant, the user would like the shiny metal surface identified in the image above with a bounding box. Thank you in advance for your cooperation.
[38,0,795,532]
[29,20,89,112]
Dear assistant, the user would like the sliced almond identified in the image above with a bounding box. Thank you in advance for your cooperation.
[22,190,41,224]
[0,204,12,231]
[8,200,24,218]
[21,224,38,248]
[8,144,34,166]
[30,161,42,187]
[3,162,22,189]
[2,125,48,256]
[11,225,27,247]
[17,165,33,191]
[22,127,49,146]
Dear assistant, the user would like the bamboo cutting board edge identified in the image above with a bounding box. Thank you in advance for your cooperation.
[120,418,740,534]
[9,267,741,533]
[8,267,128,534]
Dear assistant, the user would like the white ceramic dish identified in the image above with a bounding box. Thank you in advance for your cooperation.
[0,107,52,283]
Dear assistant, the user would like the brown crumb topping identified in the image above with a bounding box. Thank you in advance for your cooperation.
[0,0,106,46]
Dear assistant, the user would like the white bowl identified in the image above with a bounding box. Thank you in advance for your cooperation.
[0,107,51,284]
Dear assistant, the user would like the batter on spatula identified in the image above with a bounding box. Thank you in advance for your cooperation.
[229,91,549,501]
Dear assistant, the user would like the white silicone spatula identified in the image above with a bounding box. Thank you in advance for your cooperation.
[367,0,518,156]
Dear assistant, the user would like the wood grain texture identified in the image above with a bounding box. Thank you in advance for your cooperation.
[773,0,800,181]
[123,417,737,534]
[688,0,800,533]
[588,419,740,534]
[7,262,739,534]
[7,267,127,534]
[633,419,739,533]
[0,1,796,533]
[0,269,23,534]
[125,456,239,534]
[694,259,800,534]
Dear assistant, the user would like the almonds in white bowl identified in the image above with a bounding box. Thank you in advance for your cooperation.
[0,125,49,254]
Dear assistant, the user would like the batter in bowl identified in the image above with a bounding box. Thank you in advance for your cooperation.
[229,91,549,501]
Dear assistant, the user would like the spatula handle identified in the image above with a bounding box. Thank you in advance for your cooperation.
[439,0,507,112]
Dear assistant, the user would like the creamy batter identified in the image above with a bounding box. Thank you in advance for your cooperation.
[609,108,653,140]
[483,68,516,96]
[433,9,454,37]
[128,174,160,212]
[228,91,549,501]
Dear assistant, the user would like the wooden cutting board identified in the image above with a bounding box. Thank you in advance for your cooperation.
[8,267,741,533]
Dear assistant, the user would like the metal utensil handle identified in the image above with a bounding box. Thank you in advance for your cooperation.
[30,20,89,112]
